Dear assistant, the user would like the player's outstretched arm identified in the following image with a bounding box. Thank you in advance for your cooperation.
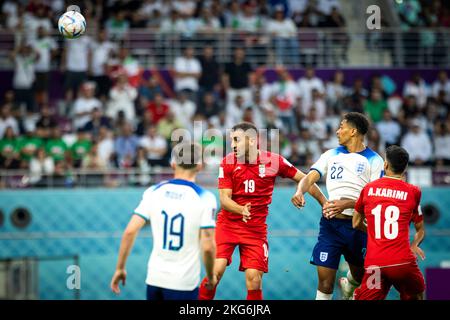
[200,228,217,288]
[411,221,426,260]
[291,170,327,207]
[219,188,251,222]
[111,215,147,294]
[352,210,367,232]
[291,170,321,208]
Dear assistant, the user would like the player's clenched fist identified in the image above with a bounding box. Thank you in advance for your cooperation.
[241,203,251,223]
[291,191,306,209]
[110,269,127,294]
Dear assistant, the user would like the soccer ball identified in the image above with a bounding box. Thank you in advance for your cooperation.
[58,10,86,39]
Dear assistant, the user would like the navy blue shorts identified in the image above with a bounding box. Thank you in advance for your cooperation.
[146,285,199,300]
[310,216,367,270]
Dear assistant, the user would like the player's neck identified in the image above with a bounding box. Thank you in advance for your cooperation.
[384,171,404,180]
[245,149,259,164]
[344,139,366,153]
[173,170,197,183]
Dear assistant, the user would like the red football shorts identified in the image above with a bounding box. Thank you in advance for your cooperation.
[215,221,269,273]
[354,261,426,300]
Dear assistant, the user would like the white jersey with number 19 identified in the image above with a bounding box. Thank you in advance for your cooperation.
[133,179,217,291]
[310,146,384,216]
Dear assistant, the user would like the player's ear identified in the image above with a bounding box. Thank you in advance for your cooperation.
[170,161,177,170]
[196,163,203,171]
[383,160,389,173]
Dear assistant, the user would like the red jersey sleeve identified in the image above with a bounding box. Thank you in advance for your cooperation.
[277,155,298,179]
[218,159,233,189]
[412,186,423,224]
[354,186,366,214]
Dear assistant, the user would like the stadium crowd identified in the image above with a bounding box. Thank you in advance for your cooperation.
[0,0,449,187]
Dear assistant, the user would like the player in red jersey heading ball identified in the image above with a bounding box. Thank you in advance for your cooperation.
[198,122,327,300]
[352,145,426,300]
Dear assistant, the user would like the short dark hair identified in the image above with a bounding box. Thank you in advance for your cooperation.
[171,142,202,170]
[343,112,369,135]
[231,122,258,134]
[385,145,409,174]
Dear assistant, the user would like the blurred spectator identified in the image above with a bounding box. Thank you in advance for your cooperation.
[29,147,54,185]
[225,0,241,28]
[226,95,247,128]
[159,9,186,49]
[434,122,450,166]
[114,122,139,168]
[157,111,184,140]
[252,73,273,105]
[326,70,347,111]
[222,47,254,106]
[169,91,196,130]
[376,110,402,147]
[10,43,38,113]
[366,127,385,155]
[138,76,163,114]
[297,128,322,165]
[18,128,43,165]
[31,26,57,106]
[173,46,202,101]
[45,127,69,164]
[82,142,107,170]
[148,92,170,125]
[196,7,221,41]
[432,70,450,104]
[322,6,349,64]
[107,74,137,124]
[246,91,267,130]
[136,110,153,137]
[83,107,112,137]
[318,0,342,15]
[0,104,19,138]
[72,82,103,130]
[346,78,368,113]
[399,95,420,122]
[71,129,92,168]
[302,107,327,140]
[308,88,327,119]
[139,126,168,167]
[297,66,325,114]
[401,120,433,165]
[62,34,92,106]
[364,89,388,123]
[97,127,114,168]
[266,6,299,65]
[27,4,52,42]
[90,29,116,102]
[0,126,20,169]
[173,0,196,17]
[35,105,57,139]
[198,45,221,96]
[270,68,298,133]
[132,147,151,185]
[108,47,142,88]
[105,10,130,41]
[403,73,428,109]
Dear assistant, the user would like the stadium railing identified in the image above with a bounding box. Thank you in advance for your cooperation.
[0,27,449,68]
[1,166,450,188]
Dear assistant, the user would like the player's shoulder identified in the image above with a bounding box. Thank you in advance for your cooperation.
[221,152,236,167]
[359,147,383,164]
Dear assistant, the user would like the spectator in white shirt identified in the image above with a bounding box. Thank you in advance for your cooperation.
[169,91,196,131]
[225,95,246,128]
[29,148,54,185]
[139,125,168,167]
[432,70,450,104]
[10,43,38,113]
[0,104,19,138]
[403,73,428,109]
[97,126,115,168]
[173,46,202,102]
[401,120,433,165]
[302,107,327,140]
[26,4,52,42]
[107,74,138,124]
[434,122,450,166]
[31,26,58,106]
[326,70,347,110]
[62,35,92,105]
[266,6,300,65]
[376,109,402,147]
[72,82,103,130]
[297,66,325,113]
[90,29,117,102]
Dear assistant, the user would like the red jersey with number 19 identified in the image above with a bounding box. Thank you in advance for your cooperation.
[218,151,298,233]
[354,177,423,268]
